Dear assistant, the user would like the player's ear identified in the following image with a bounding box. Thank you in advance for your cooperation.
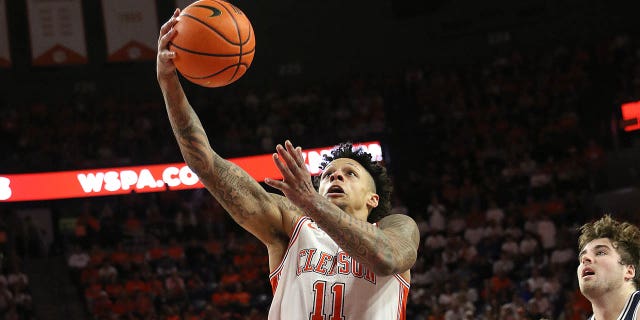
[367,193,379,209]
[625,264,636,282]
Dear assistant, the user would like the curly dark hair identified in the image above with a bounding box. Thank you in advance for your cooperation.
[578,214,640,289]
[312,142,393,223]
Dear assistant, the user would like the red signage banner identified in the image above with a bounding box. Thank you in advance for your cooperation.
[621,101,640,132]
[0,142,382,202]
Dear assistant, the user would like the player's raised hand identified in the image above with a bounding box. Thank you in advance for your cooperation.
[265,140,317,207]
[157,8,180,79]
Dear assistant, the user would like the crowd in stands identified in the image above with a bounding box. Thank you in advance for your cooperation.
[1,33,639,319]
[0,213,36,320]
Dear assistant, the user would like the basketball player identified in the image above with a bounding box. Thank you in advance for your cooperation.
[157,9,419,319]
[577,215,640,320]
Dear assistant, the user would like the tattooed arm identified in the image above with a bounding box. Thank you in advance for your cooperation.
[303,194,419,276]
[265,141,420,276]
[156,10,299,251]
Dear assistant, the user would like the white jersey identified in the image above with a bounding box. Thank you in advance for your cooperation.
[268,216,410,320]
[588,290,640,320]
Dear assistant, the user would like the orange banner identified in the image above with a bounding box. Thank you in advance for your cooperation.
[26,0,87,65]
[0,0,9,67]
[102,0,158,62]
[0,142,382,202]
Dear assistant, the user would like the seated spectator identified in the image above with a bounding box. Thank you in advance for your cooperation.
[145,273,165,298]
[423,230,447,252]
[80,266,99,286]
[219,265,242,288]
[175,208,198,240]
[67,245,90,271]
[145,237,166,263]
[447,211,467,235]
[165,270,187,301]
[166,237,185,262]
[124,271,149,296]
[200,303,224,320]
[75,202,101,245]
[97,260,118,283]
[88,244,108,268]
[485,198,505,224]
[109,242,131,269]
[129,248,147,266]
[444,292,475,320]
[464,218,486,246]
[229,282,251,310]
[427,195,447,232]
[0,281,13,315]
[500,293,527,320]
[104,278,125,298]
[123,210,144,238]
[186,273,208,301]
[7,265,28,291]
[132,292,154,318]
[211,287,232,308]
[487,269,514,297]
[111,292,134,317]
[501,234,520,258]
[156,255,178,277]
[4,305,20,320]
[84,277,103,303]
[182,304,202,320]
[527,288,552,319]
[492,252,515,275]
[519,232,540,256]
[90,291,113,318]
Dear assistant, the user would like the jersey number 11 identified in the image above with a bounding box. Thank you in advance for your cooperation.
[310,280,346,320]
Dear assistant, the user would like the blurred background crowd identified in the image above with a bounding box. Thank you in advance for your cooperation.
[2,1,640,319]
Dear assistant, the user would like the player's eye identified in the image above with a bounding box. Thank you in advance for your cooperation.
[596,250,606,256]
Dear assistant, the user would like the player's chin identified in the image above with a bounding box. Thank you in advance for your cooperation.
[578,282,596,294]
[326,197,348,208]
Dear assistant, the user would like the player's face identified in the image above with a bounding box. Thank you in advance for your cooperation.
[317,158,379,215]
[577,238,634,297]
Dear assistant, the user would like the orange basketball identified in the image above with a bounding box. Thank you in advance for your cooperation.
[170,0,255,87]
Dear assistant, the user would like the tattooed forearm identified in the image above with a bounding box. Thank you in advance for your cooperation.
[162,78,273,228]
[174,119,214,179]
[160,73,288,247]
[206,157,269,225]
[302,195,418,276]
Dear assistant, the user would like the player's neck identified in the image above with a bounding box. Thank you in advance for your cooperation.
[351,208,371,223]
[591,287,636,320]
[339,205,370,223]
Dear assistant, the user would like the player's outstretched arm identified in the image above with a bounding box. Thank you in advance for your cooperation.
[156,10,293,246]
[265,141,420,276]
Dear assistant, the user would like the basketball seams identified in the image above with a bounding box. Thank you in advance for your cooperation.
[209,0,243,83]
[183,63,239,80]
[178,13,242,46]
[169,42,254,57]
[211,0,253,45]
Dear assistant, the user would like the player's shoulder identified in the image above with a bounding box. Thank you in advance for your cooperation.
[377,213,417,227]
[269,193,305,235]
[377,214,420,249]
